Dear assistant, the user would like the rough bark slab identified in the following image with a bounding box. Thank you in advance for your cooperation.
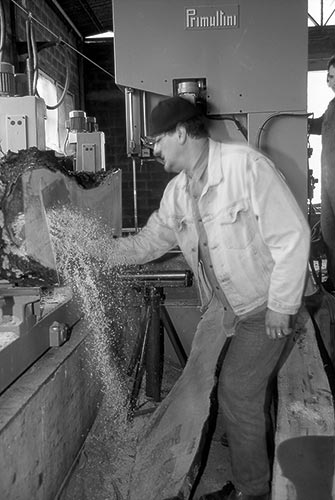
[272,309,335,500]
[128,311,229,500]
[0,148,121,286]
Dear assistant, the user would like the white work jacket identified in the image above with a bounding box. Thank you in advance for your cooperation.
[113,140,310,316]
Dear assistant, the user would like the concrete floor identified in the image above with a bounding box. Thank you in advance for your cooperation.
[58,360,232,500]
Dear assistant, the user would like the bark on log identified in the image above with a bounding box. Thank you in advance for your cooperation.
[0,148,121,286]
[272,308,335,500]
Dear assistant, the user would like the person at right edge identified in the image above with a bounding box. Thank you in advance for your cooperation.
[100,97,311,500]
[308,54,335,288]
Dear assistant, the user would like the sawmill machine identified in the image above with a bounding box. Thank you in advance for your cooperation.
[0,0,309,396]
[112,0,309,214]
[110,4,332,500]
[0,1,121,395]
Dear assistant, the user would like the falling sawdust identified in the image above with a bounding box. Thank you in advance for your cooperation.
[47,205,140,441]
[46,206,184,499]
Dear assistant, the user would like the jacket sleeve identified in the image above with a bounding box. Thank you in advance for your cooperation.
[104,187,178,268]
[248,154,311,315]
[308,115,323,135]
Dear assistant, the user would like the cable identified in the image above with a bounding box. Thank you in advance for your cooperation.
[207,114,248,140]
[256,112,310,149]
[36,42,71,110]
[30,16,38,95]
[0,0,5,62]
[10,0,115,80]
[23,10,71,109]
[25,17,34,94]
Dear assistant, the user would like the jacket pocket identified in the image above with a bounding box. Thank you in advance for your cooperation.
[218,199,256,249]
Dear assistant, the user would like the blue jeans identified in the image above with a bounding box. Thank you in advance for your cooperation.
[218,307,290,495]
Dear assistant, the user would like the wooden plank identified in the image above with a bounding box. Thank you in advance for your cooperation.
[272,309,335,500]
[128,308,230,500]
[0,148,122,285]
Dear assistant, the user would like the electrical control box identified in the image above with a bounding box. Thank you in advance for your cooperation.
[0,96,46,154]
[76,131,106,172]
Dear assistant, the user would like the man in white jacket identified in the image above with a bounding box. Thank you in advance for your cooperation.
[109,96,310,500]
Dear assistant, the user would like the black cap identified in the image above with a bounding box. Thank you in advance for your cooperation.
[149,96,202,136]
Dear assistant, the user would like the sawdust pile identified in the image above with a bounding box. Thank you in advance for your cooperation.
[47,205,141,438]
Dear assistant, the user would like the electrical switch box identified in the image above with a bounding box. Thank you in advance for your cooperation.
[0,96,46,154]
[5,114,28,152]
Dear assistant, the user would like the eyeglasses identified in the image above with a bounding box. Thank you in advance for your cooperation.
[142,134,165,149]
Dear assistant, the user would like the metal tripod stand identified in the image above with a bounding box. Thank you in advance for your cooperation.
[125,271,192,418]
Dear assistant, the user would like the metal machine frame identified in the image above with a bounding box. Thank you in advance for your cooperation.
[113,0,308,211]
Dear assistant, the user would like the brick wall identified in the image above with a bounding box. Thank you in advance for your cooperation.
[83,41,174,229]
[11,0,81,100]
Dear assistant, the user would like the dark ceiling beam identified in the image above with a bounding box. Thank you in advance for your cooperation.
[45,0,83,38]
[308,25,335,70]
[77,0,104,34]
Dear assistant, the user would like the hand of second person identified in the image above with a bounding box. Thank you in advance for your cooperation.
[265,309,292,340]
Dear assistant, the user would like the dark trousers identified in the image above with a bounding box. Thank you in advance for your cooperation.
[218,308,289,495]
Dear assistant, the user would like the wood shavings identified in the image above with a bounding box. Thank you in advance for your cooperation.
[0,331,19,351]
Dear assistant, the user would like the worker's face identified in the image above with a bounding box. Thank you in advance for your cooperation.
[153,130,184,173]
[327,65,335,93]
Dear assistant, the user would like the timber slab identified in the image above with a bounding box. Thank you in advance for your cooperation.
[0,147,121,286]
[128,308,230,500]
[273,308,335,500]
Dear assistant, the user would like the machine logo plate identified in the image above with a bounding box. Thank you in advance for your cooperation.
[185,5,239,30]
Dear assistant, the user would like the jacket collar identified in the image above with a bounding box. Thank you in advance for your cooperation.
[178,138,223,190]
[207,138,224,186]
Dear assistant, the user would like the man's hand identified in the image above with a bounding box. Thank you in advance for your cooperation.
[265,309,292,340]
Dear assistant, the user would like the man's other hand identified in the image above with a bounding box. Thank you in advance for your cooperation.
[265,309,292,340]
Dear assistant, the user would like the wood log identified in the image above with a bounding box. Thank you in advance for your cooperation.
[272,308,335,500]
[128,308,230,500]
[0,148,121,286]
